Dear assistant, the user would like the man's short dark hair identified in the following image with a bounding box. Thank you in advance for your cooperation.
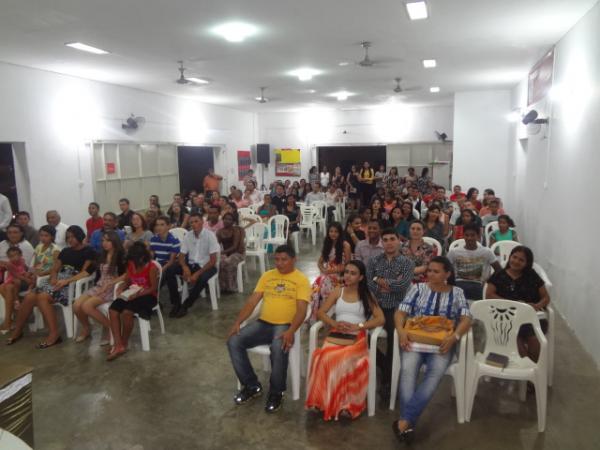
[381,228,399,238]
[155,215,171,225]
[489,199,499,206]
[189,212,204,220]
[367,219,381,226]
[16,211,30,218]
[463,223,480,235]
[484,189,495,196]
[119,198,130,204]
[275,244,296,258]
[6,246,22,256]
[89,202,100,209]
[104,212,118,220]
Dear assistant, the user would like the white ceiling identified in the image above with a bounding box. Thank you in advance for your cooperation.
[0,0,597,112]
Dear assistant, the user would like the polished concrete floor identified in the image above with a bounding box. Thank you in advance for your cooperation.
[2,235,600,450]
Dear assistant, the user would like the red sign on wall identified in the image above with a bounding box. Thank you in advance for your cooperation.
[106,162,116,174]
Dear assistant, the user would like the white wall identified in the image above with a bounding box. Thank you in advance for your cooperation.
[453,90,512,199]
[256,104,453,186]
[506,2,600,366]
[0,62,256,227]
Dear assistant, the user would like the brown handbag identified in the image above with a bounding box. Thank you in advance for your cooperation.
[403,286,455,346]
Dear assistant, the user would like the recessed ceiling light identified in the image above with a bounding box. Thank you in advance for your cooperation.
[430,86,440,93]
[187,77,210,84]
[338,61,350,66]
[212,22,258,43]
[289,68,321,81]
[423,59,437,68]
[330,91,354,101]
[306,89,317,94]
[405,1,428,20]
[65,42,109,55]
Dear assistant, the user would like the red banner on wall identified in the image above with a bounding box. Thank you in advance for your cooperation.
[237,151,251,181]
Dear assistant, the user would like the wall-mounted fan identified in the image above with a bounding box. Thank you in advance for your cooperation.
[122,114,146,131]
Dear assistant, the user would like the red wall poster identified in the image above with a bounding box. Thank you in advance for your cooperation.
[237,151,252,181]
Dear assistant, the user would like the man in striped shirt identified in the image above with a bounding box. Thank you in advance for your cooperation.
[150,216,180,268]
[367,228,415,396]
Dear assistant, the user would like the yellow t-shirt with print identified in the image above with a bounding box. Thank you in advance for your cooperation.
[254,269,311,324]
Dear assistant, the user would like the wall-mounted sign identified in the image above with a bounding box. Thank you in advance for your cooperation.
[106,162,116,174]
[528,48,554,106]
[275,149,301,177]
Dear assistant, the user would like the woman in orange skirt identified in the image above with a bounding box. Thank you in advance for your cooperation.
[306,260,385,420]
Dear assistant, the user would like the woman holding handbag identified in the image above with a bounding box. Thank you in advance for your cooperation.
[305,260,384,420]
[392,256,472,443]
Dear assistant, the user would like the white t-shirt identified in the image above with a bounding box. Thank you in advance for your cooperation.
[447,246,496,282]
[53,222,69,249]
[320,172,330,187]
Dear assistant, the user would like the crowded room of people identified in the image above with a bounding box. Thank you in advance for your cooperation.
[1,1,599,449]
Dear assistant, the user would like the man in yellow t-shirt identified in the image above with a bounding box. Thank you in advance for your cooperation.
[227,244,310,413]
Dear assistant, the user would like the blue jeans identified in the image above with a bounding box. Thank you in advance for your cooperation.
[227,320,290,395]
[399,350,454,426]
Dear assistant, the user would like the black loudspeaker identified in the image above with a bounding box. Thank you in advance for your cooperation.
[257,143,270,164]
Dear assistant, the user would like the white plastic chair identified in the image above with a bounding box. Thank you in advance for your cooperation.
[423,237,442,256]
[490,240,520,266]
[32,273,96,338]
[306,306,383,416]
[412,209,420,220]
[299,205,317,245]
[265,215,289,249]
[484,221,499,246]
[236,260,246,293]
[465,299,548,432]
[179,253,221,311]
[312,201,328,235]
[389,329,469,423]
[238,207,253,218]
[169,227,187,242]
[235,300,311,400]
[245,222,267,274]
[247,203,259,214]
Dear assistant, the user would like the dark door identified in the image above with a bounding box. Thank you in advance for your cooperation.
[317,145,387,177]
[0,143,18,212]
[177,146,214,195]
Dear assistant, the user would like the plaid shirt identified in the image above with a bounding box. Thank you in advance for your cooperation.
[366,253,415,310]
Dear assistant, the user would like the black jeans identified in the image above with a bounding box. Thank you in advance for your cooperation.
[376,307,397,386]
[165,262,217,308]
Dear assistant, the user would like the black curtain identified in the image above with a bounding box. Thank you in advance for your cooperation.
[0,143,18,212]
[317,145,386,176]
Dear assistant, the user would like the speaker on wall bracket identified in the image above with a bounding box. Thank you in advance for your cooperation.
[257,143,270,165]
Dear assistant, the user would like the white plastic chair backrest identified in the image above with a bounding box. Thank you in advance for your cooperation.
[151,260,163,289]
[268,215,289,240]
[246,222,267,249]
[238,207,253,217]
[490,240,519,267]
[422,237,442,256]
[296,201,306,209]
[300,205,316,225]
[413,209,420,220]
[170,227,187,242]
[484,221,499,244]
[470,299,543,358]
[449,239,482,251]
[312,201,327,219]
[533,262,552,288]
[247,204,259,213]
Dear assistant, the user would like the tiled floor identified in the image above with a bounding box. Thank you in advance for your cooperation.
[1,234,600,450]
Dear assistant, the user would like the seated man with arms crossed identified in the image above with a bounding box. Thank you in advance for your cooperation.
[227,244,311,413]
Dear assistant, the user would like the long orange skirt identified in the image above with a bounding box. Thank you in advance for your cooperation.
[305,330,369,420]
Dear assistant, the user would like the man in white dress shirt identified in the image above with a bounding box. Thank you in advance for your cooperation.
[46,210,68,249]
[0,193,12,241]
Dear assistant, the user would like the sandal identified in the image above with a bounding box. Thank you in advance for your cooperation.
[106,347,127,362]
[6,333,23,345]
[36,336,63,349]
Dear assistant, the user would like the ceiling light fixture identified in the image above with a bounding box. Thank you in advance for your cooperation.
[65,42,109,55]
[212,22,258,43]
[330,91,354,101]
[423,59,437,68]
[429,86,440,93]
[405,1,429,20]
[338,61,349,66]
[187,77,210,84]
[289,68,321,81]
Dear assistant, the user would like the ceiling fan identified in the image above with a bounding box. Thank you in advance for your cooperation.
[175,61,209,85]
[393,77,420,93]
[355,41,402,68]
[255,87,269,103]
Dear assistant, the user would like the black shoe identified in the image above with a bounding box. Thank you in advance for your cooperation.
[175,306,188,318]
[233,384,263,405]
[169,305,180,318]
[392,421,415,445]
[265,392,283,414]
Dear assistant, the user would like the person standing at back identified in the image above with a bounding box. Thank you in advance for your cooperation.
[203,168,223,197]
[358,161,375,207]
[227,245,311,413]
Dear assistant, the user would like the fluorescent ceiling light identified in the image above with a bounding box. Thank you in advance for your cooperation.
[429,86,440,93]
[289,68,321,81]
[338,61,349,66]
[187,77,210,84]
[423,59,437,68]
[330,91,354,101]
[212,22,258,42]
[405,1,428,20]
[65,42,109,55]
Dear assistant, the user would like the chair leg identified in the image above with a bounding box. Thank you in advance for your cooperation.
[156,308,166,334]
[534,372,548,432]
[138,318,150,351]
[389,336,401,410]
[62,307,74,339]
[237,263,244,293]
[453,374,465,424]
[259,255,266,274]
[518,380,527,402]
[465,369,480,422]
[209,278,219,310]
[368,340,378,416]
[289,346,300,400]
[311,226,316,245]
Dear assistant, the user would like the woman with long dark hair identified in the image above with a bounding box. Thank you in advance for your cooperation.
[465,187,481,211]
[306,260,385,420]
[486,245,550,361]
[311,222,351,320]
[392,256,472,443]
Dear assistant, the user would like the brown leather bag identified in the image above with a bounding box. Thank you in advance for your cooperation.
[403,316,454,345]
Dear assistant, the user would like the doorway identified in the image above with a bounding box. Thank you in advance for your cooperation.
[317,145,387,176]
[177,146,215,196]
[0,143,18,212]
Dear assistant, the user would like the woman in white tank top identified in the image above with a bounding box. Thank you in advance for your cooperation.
[306,260,384,421]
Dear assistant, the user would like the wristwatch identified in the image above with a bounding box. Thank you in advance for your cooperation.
[358,322,365,329]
